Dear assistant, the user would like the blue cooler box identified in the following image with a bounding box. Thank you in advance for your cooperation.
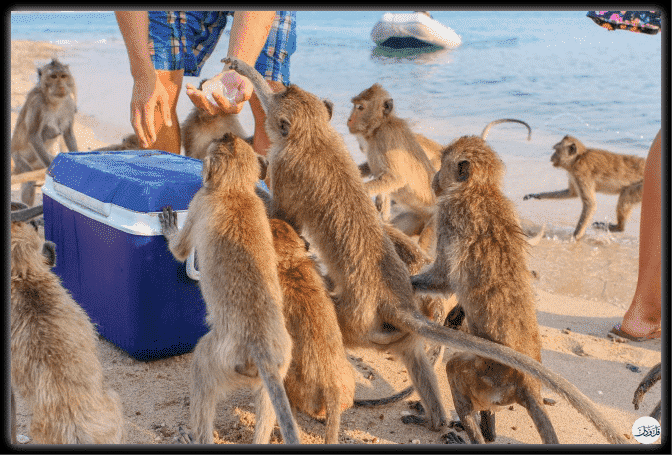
[42,150,208,361]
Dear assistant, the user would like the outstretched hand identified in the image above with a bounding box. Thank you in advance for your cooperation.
[185,70,254,115]
[130,72,172,148]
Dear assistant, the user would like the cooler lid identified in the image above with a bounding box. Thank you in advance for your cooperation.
[46,150,203,212]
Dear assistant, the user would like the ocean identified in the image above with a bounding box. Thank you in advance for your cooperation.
[10,9,664,310]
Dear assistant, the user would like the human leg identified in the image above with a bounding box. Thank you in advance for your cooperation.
[617,130,662,338]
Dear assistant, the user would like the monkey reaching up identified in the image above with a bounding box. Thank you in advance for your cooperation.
[524,135,644,240]
[160,133,300,444]
[10,206,123,444]
[11,59,78,206]
[225,57,629,444]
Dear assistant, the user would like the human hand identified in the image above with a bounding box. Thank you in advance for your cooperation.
[185,70,254,115]
[129,71,172,148]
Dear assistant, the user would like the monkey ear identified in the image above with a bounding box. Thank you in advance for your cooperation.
[457,160,470,182]
[257,155,268,181]
[568,144,577,155]
[279,118,291,137]
[323,99,334,121]
[203,154,222,185]
[383,98,393,116]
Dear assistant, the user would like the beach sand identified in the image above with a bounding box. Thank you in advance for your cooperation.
[9,40,662,446]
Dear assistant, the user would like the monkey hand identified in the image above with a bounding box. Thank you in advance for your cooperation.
[523,193,540,200]
[159,206,179,240]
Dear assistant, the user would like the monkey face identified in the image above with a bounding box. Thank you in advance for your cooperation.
[266,86,331,141]
[550,136,579,168]
[10,221,45,269]
[347,83,393,134]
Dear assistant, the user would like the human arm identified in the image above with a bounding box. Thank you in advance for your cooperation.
[115,11,172,148]
[185,11,276,115]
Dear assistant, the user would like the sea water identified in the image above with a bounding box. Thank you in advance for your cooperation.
[10,9,664,310]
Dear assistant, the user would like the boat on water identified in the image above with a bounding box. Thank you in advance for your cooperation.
[371,11,461,49]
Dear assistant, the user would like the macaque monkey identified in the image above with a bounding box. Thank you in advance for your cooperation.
[159,133,300,444]
[412,136,628,444]
[10,205,123,444]
[270,218,355,444]
[347,83,436,250]
[11,59,78,206]
[225,57,628,444]
[523,135,645,240]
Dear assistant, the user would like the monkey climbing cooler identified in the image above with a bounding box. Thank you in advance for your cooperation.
[42,150,208,361]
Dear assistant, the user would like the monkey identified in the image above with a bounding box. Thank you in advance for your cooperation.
[181,78,250,160]
[10,206,123,444]
[159,133,300,445]
[347,83,437,251]
[633,362,661,421]
[11,59,78,206]
[269,218,355,444]
[410,135,633,444]
[224,57,629,444]
[91,133,141,151]
[523,135,645,240]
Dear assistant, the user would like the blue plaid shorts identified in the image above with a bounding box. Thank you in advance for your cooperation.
[148,11,296,83]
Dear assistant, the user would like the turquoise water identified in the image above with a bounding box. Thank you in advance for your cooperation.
[11,10,662,154]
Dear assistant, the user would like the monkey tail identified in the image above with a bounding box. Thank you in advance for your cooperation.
[481,119,532,141]
[250,349,301,444]
[633,362,661,411]
[393,310,629,444]
[222,57,276,115]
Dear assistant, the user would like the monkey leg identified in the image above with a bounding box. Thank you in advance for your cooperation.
[519,387,559,444]
[391,210,425,236]
[392,335,447,431]
[445,358,487,444]
[574,195,596,240]
[479,410,496,443]
[20,182,37,207]
[417,215,436,253]
[612,182,642,231]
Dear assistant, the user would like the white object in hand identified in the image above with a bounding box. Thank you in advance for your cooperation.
[200,76,236,107]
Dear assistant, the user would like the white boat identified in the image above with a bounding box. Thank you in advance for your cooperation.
[371,12,461,49]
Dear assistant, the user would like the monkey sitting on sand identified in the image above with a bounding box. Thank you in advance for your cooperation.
[10,205,124,444]
[11,59,78,206]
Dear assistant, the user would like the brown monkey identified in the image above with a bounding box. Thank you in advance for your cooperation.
[411,136,629,444]
[159,133,300,445]
[633,362,661,421]
[10,207,123,444]
[11,59,78,206]
[523,135,645,240]
[347,83,437,251]
[181,79,250,160]
[92,133,141,151]
[225,57,629,445]
[270,218,355,444]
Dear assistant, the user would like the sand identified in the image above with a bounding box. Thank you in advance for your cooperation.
[9,40,662,446]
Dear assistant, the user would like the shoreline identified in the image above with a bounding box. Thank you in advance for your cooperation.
[9,39,660,446]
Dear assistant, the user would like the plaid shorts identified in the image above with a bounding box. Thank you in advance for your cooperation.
[148,11,296,83]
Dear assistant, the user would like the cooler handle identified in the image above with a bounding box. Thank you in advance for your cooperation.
[186,248,200,281]
[52,181,112,217]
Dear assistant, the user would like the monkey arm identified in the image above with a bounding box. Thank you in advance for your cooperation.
[523,188,577,200]
[410,268,453,295]
[573,181,597,240]
[364,171,405,197]
[28,132,54,168]
[159,206,193,262]
[62,126,79,152]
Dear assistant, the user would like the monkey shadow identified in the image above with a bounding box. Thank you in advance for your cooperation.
[371,45,455,64]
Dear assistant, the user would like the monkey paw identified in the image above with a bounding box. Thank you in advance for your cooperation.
[177,425,194,444]
[159,206,178,238]
[441,431,466,444]
[523,193,539,200]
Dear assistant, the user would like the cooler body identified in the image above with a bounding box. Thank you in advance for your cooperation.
[42,150,208,360]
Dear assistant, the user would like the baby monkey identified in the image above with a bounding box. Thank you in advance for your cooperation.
[524,135,644,240]
[160,133,300,444]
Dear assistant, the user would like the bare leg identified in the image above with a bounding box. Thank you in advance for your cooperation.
[619,130,661,337]
[149,70,183,155]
